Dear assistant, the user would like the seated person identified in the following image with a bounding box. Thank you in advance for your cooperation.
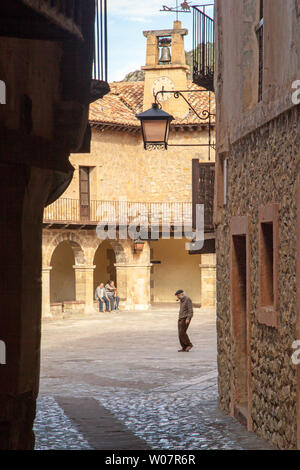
[95,282,110,312]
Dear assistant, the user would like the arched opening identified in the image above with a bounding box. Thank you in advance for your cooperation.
[50,241,76,302]
[93,239,117,291]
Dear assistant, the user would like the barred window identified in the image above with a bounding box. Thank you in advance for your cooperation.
[255,0,264,102]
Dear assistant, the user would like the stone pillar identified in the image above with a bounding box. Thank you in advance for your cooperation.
[0,164,53,450]
[41,266,52,319]
[73,265,96,314]
[199,254,216,308]
[115,264,128,308]
[115,264,152,311]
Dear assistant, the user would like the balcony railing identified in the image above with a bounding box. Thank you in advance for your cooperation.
[192,4,215,91]
[44,199,193,227]
[93,0,108,82]
[1,1,108,84]
[23,0,108,78]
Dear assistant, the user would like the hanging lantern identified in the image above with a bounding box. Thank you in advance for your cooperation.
[136,103,174,150]
[134,240,145,252]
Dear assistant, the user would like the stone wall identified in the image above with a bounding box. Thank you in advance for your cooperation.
[217,106,300,449]
[63,127,214,204]
[150,238,202,304]
[215,0,300,153]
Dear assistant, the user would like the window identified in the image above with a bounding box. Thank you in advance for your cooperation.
[212,154,228,230]
[258,204,279,328]
[79,166,90,221]
[216,154,228,222]
[230,216,251,428]
[256,0,264,102]
[260,223,274,306]
[223,157,228,207]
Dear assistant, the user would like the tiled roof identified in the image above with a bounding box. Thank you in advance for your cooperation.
[89,81,215,129]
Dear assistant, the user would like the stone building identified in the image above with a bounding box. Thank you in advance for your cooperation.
[42,21,216,319]
[214,0,300,449]
[0,0,106,450]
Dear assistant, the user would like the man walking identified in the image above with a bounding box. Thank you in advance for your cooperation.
[175,289,193,352]
[95,282,110,312]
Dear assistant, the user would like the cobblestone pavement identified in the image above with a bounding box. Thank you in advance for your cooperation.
[34,307,273,450]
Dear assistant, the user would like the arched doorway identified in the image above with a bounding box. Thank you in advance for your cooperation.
[50,241,76,302]
[93,239,117,291]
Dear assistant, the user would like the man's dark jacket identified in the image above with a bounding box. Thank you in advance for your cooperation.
[179,295,193,320]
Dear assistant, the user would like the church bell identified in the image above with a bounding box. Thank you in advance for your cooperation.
[159,46,171,64]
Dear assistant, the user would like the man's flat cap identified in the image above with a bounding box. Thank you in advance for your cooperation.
[175,289,184,295]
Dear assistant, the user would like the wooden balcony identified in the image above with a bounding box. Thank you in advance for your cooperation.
[190,160,215,255]
[43,199,193,231]
[192,161,215,233]
[0,1,93,40]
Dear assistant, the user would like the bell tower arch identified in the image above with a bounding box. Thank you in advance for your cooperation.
[142,21,189,119]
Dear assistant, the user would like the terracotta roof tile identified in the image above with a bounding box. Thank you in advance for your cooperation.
[89,81,215,128]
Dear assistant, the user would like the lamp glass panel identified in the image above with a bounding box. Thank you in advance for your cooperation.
[142,120,168,143]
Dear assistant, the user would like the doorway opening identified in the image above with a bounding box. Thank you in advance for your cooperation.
[93,240,117,292]
[50,241,76,303]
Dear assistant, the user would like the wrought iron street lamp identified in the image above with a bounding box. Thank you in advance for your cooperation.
[136,89,215,155]
[136,103,174,150]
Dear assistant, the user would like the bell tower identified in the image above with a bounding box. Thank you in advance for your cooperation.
[142,21,189,119]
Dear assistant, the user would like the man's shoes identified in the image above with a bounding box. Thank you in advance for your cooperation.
[185,345,193,352]
[178,349,186,352]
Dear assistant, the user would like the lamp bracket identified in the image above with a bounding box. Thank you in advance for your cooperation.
[154,89,215,122]
[153,88,215,154]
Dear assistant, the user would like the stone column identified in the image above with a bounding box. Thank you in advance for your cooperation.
[41,266,52,319]
[199,254,216,308]
[115,263,152,311]
[114,264,128,308]
[73,265,96,314]
[0,164,53,450]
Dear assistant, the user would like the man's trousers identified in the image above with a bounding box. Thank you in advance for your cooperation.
[99,298,110,312]
[178,318,193,350]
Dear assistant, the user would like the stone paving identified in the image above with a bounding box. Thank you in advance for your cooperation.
[34,307,273,450]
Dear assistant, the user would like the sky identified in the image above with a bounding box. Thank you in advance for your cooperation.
[107,0,214,82]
